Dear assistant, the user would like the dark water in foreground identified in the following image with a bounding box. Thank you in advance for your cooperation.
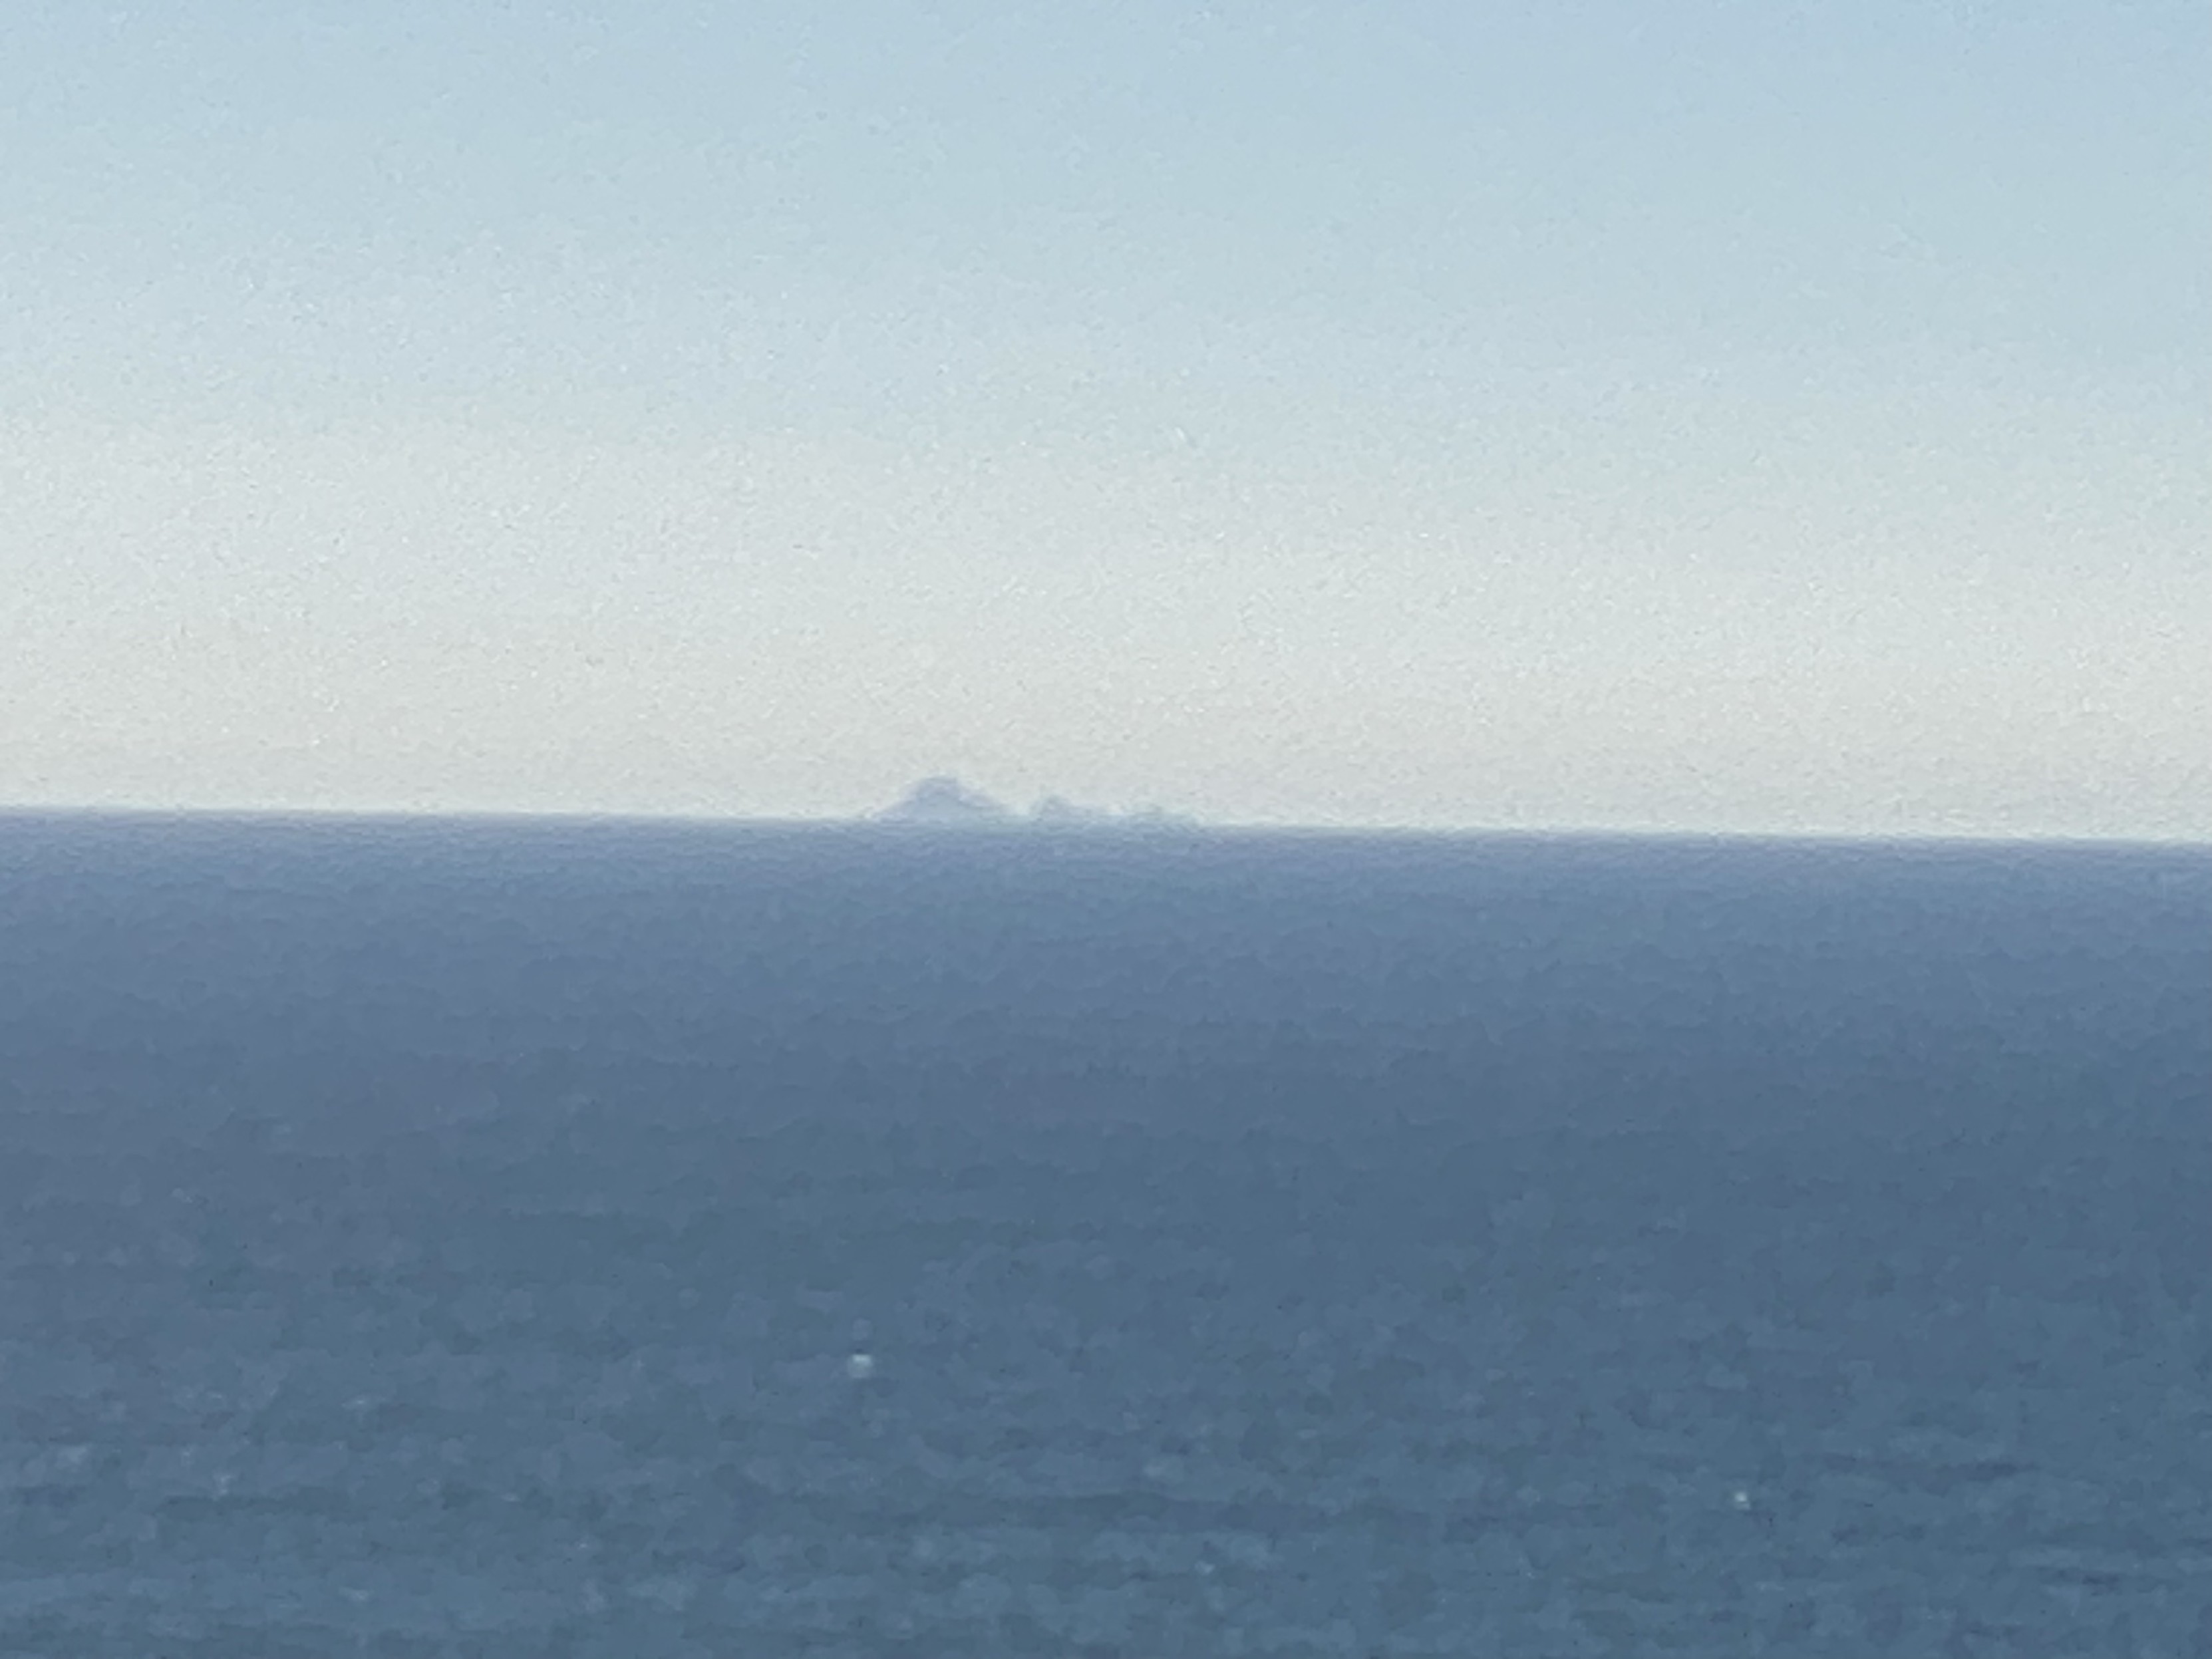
[1,814,2206,1657]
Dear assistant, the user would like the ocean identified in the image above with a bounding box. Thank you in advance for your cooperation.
[1,813,2206,1656]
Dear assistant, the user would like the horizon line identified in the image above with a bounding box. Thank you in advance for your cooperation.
[3,801,2205,855]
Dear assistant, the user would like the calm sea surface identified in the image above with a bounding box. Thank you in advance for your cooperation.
[1,815,2206,1656]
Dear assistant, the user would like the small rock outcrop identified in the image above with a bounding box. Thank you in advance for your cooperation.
[877,776,1017,825]
[877,778,1200,830]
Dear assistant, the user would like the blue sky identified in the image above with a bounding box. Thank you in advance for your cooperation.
[3,0,2206,834]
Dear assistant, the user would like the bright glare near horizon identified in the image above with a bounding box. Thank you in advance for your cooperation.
[3,1,2206,839]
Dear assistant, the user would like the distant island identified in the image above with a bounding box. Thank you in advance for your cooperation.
[876,776,1018,825]
[876,776,1198,831]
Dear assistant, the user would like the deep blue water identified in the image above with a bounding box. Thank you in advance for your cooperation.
[1,814,2207,1656]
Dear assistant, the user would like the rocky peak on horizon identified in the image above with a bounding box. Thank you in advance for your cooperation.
[876,776,1017,824]
[878,777,1199,830]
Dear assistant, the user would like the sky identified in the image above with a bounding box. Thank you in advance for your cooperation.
[3,0,2206,838]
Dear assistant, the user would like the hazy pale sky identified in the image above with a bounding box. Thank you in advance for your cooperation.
[5,0,2206,836]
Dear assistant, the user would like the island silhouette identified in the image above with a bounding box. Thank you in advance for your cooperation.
[876,778,1196,830]
[876,776,1018,825]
